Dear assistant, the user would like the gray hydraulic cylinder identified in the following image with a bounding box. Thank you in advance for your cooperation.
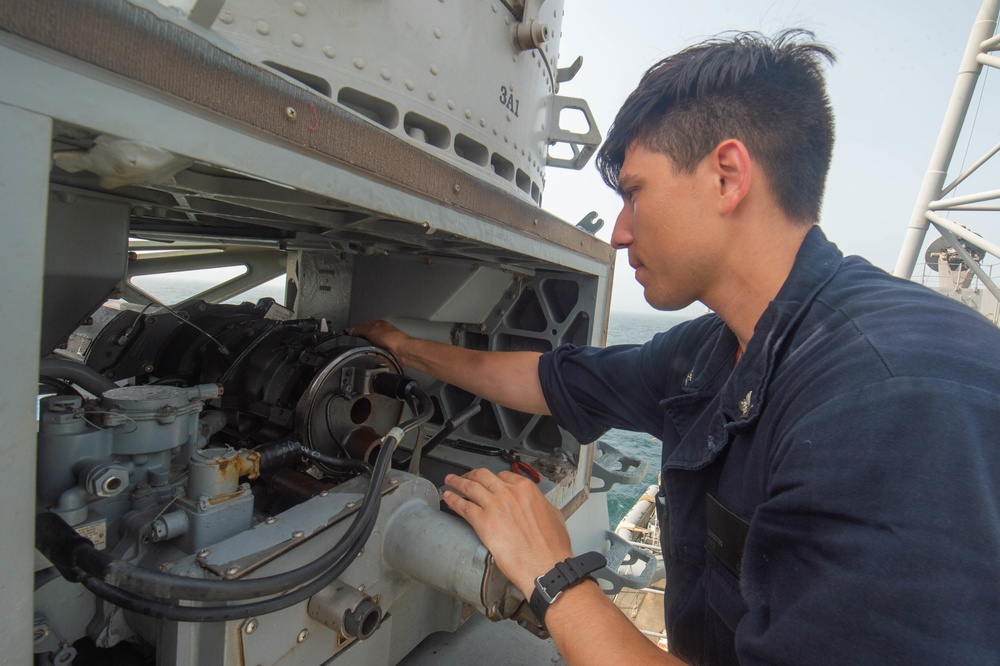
[382,499,493,614]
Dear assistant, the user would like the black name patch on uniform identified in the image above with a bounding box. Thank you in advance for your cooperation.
[705,493,749,578]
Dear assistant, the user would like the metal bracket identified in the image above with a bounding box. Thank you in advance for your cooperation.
[590,438,648,493]
[546,96,602,170]
[595,530,656,595]
[575,211,604,235]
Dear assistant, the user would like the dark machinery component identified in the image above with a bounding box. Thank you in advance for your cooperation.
[86,301,404,459]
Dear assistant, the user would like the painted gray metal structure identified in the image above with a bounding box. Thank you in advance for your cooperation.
[894,0,1000,323]
[0,1,653,663]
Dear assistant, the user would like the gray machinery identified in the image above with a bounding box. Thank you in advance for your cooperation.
[0,1,654,664]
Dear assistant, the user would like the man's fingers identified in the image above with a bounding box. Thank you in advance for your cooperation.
[444,471,501,505]
[442,490,480,520]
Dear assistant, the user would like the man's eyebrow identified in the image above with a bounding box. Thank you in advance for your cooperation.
[616,173,636,195]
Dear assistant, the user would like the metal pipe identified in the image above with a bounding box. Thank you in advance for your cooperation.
[383,499,492,613]
[940,140,1000,196]
[929,187,1000,209]
[893,0,1000,278]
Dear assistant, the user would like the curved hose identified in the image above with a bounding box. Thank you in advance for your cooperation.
[39,358,117,396]
[36,380,433,617]
[71,428,403,621]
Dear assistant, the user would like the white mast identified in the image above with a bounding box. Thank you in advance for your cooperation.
[894,0,1000,320]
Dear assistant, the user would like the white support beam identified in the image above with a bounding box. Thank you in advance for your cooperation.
[894,0,1000,278]
[0,102,51,666]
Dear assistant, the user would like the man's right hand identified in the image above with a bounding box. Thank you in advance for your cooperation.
[346,320,408,355]
[346,319,551,415]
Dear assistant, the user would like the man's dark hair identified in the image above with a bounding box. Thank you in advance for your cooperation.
[596,30,836,223]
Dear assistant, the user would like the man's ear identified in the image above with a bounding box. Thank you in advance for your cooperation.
[712,139,752,215]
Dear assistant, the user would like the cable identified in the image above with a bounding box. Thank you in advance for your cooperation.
[38,430,400,604]
[72,429,402,621]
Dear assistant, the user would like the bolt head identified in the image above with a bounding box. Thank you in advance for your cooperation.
[285,106,298,121]
[197,549,210,559]
[244,619,258,634]
[265,517,276,524]
[225,565,240,575]
[297,629,309,643]
[292,530,305,539]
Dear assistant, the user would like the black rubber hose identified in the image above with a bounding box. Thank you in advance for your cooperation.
[36,432,397,603]
[398,386,434,433]
[75,430,402,621]
[39,358,117,396]
[256,438,371,476]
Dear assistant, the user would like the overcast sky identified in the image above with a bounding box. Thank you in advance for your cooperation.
[541,0,1000,314]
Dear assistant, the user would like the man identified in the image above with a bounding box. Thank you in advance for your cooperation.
[350,31,1000,665]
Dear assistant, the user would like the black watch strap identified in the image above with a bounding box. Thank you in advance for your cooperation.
[529,551,607,625]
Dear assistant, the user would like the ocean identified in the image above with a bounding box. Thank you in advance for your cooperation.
[130,277,692,527]
[602,311,692,526]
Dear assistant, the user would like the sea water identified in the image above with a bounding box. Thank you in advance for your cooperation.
[129,277,693,526]
[602,311,692,527]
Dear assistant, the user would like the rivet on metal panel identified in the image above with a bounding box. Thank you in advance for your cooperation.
[357,550,364,559]
[254,21,270,36]
[265,517,276,524]
[380,69,391,81]
[358,584,365,592]
[197,549,210,559]
[492,127,498,136]
[353,58,365,70]
[427,90,437,101]
[320,490,329,497]
[405,80,415,91]
[285,107,297,121]
[346,501,356,508]
[447,100,455,110]
[464,109,473,119]
[293,530,305,538]
[323,46,336,58]
[430,64,439,75]
[433,27,443,39]
[389,478,398,485]
[293,2,307,16]
[453,184,461,194]
[225,565,240,575]
[218,10,233,24]
[479,118,486,127]
[291,33,305,47]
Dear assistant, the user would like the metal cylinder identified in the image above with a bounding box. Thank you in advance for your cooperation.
[383,499,494,614]
[186,447,258,499]
[307,582,381,639]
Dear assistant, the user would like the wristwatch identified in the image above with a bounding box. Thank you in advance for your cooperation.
[528,551,607,625]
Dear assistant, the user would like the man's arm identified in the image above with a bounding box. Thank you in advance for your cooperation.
[347,320,550,415]
[442,470,682,665]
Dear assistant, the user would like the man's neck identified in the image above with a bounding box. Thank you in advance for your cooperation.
[705,222,812,350]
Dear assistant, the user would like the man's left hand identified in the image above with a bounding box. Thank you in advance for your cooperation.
[442,469,573,598]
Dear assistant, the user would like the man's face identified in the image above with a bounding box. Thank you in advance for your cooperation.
[610,145,723,311]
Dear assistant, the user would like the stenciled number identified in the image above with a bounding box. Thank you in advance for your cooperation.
[499,86,520,117]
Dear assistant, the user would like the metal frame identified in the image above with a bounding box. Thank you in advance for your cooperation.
[894,0,1000,318]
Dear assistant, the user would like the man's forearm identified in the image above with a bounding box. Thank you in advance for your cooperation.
[545,581,682,665]
[348,320,550,414]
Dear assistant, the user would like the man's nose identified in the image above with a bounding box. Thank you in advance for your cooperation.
[610,206,632,250]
